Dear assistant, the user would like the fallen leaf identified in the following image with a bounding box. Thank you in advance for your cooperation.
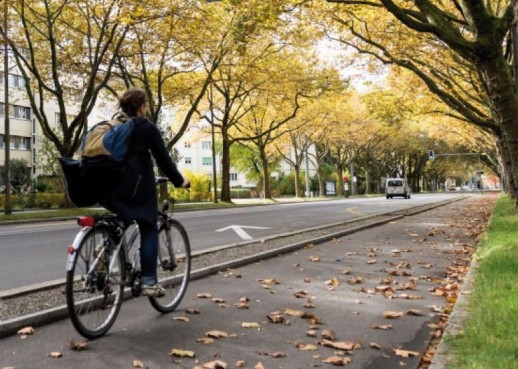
[254,363,266,369]
[306,329,318,337]
[366,259,377,264]
[296,343,319,351]
[407,309,424,316]
[197,293,213,299]
[322,356,352,365]
[186,308,200,314]
[260,278,280,286]
[173,316,190,322]
[293,290,308,298]
[267,312,285,324]
[370,342,381,349]
[203,360,228,369]
[325,277,341,286]
[284,308,305,317]
[235,302,249,309]
[235,360,246,367]
[321,329,336,340]
[205,330,229,338]
[241,322,261,329]
[211,297,226,304]
[48,352,62,358]
[169,348,195,358]
[17,327,35,336]
[372,324,392,330]
[383,311,404,319]
[69,340,88,351]
[196,337,215,344]
[309,256,321,262]
[319,339,361,351]
[393,348,420,358]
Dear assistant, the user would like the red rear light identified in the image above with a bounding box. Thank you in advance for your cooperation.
[77,216,95,227]
[67,245,75,254]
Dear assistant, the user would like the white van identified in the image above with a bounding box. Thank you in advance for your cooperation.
[385,178,411,199]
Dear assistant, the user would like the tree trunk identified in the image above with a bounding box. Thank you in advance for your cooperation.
[259,148,272,199]
[478,57,518,197]
[336,164,344,196]
[220,138,232,202]
[294,164,302,197]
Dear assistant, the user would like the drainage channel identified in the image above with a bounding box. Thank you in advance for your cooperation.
[0,198,462,337]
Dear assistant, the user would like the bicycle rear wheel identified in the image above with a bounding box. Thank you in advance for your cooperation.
[149,219,191,313]
[66,226,125,339]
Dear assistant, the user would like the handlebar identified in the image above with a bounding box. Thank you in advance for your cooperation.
[156,176,191,189]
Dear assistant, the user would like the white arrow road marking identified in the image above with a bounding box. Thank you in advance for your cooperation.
[215,225,270,240]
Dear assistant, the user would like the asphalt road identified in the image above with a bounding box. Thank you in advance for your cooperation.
[0,194,485,369]
[0,193,462,292]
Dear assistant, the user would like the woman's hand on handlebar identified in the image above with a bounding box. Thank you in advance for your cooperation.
[181,179,191,189]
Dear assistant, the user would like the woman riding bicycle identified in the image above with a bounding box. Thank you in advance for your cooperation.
[101,87,190,297]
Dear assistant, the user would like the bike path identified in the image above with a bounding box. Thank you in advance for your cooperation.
[0,198,483,369]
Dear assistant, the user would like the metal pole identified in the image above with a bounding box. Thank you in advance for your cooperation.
[209,83,218,203]
[3,0,11,214]
[304,146,310,197]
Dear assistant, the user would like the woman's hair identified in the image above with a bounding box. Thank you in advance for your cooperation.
[118,87,146,116]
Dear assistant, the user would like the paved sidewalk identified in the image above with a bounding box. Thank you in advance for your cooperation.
[0,196,490,369]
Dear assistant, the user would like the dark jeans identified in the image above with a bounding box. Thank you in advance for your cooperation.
[136,219,158,285]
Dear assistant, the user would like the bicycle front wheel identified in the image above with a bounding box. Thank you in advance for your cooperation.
[149,219,191,313]
[66,226,125,339]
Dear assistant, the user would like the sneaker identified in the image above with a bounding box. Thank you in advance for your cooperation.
[141,283,166,297]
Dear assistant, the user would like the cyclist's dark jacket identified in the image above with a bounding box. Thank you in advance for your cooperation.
[101,116,184,222]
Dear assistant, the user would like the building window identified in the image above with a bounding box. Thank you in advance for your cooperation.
[185,157,192,164]
[202,157,212,166]
[202,141,211,150]
[20,137,31,150]
[0,102,30,118]
[184,141,191,148]
[1,135,31,150]
[0,73,26,89]
[230,173,238,181]
[0,134,4,148]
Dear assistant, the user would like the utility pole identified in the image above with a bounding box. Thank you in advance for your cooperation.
[3,0,11,215]
[209,83,218,203]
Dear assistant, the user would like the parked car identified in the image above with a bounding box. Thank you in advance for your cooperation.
[385,178,411,199]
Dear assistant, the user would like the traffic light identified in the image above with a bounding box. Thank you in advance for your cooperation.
[428,150,435,160]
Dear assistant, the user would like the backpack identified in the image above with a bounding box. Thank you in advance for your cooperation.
[59,114,135,207]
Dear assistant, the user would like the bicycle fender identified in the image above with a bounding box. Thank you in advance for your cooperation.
[66,227,91,271]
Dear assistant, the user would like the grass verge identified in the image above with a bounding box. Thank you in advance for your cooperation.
[447,194,518,369]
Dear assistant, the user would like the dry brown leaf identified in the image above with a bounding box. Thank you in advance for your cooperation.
[169,348,195,358]
[260,278,280,285]
[322,356,352,366]
[383,311,404,319]
[185,308,200,314]
[235,360,246,368]
[17,326,35,336]
[69,340,88,351]
[407,309,424,316]
[319,339,361,351]
[267,312,285,324]
[306,329,318,337]
[203,360,228,369]
[196,337,215,344]
[235,302,249,309]
[309,256,321,262]
[211,297,225,304]
[197,293,213,299]
[296,343,319,351]
[239,297,249,303]
[48,352,62,358]
[393,348,420,358]
[370,342,381,349]
[241,322,261,329]
[293,290,308,298]
[205,330,229,338]
[321,329,336,340]
[254,363,266,369]
[366,259,377,264]
[325,277,341,286]
[173,316,190,322]
[372,324,392,330]
[284,308,305,317]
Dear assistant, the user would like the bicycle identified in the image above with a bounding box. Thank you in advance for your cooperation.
[65,179,191,339]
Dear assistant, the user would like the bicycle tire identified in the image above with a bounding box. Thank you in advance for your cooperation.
[66,225,125,339]
[149,219,191,313]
